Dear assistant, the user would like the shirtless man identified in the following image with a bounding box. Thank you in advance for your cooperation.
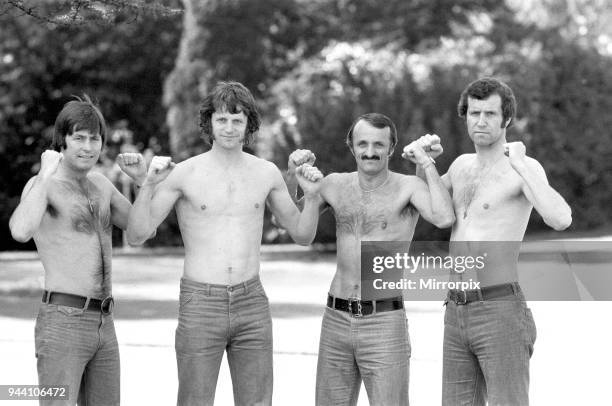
[287,113,455,405]
[9,96,146,405]
[438,77,572,406]
[122,81,323,406]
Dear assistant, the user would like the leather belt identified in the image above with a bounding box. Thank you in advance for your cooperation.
[447,282,520,305]
[42,290,114,315]
[327,294,403,317]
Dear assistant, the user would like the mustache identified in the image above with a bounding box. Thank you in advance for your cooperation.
[360,155,381,160]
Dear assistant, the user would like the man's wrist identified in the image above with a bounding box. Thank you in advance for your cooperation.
[303,191,322,203]
[418,156,436,169]
[134,176,147,188]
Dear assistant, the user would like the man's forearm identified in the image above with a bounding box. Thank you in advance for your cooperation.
[126,183,156,245]
[515,165,572,230]
[285,170,299,204]
[291,193,322,245]
[9,177,50,242]
[422,164,455,227]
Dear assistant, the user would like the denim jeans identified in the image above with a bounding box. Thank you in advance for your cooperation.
[315,306,410,406]
[442,284,537,406]
[175,276,273,406]
[35,303,120,406]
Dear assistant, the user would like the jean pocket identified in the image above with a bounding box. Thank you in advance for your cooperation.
[524,308,537,345]
[56,305,85,316]
[179,291,195,307]
[252,285,269,300]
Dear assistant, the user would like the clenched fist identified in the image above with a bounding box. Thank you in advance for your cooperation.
[401,134,443,166]
[39,150,63,179]
[288,149,316,175]
[296,163,323,196]
[144,156,176,186]
[117,153,147,185]
[504,142,527,171]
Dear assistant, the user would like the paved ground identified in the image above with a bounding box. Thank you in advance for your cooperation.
[0,248,610,405]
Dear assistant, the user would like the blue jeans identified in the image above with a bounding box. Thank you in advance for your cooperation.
[316,306,411,406]
[35,303,120,406]
[175,276,273,406]
[442,284,537,406]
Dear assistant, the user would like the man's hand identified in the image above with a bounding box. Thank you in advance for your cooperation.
[296,164,323,196]
[288,149,316,175]
[117,153,147,186]
[144,156,176,186]
[401,134,442,166]
[38,150,62,179]
[504,142,527,171]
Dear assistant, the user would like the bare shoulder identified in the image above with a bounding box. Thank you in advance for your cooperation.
[321,172,344,187]
[20,175,38,198]
[87,171,116,194]
[321,172,352,190]
[448,153,475,174]
[391,172,426,197]
[165,155,198,186]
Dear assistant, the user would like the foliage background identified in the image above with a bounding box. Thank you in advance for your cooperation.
[1,0,611,249]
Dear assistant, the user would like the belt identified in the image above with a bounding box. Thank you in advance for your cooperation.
[42,290,114,315]
[327,294,403,317]
[447,282,520,305]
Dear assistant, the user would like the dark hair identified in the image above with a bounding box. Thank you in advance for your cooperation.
[346,113,398,153]
[199,81,261,146]
[51,94,107,152]
[457,77,516,128]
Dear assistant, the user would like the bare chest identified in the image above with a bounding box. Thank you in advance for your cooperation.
[179,171,269,217]
[329,185,416,237]
[45,180,112,235]
[453,165,526,220]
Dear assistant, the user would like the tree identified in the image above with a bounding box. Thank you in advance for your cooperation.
[0,3,182,249]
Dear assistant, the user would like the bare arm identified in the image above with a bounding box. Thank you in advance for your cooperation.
[402,136,455,228]
[408,167,455,228]
[109,183,132,230]
[267,164,323,245]
[111,153,148,231]
[9,150,63,242]
[285,149,316,203]
[506,142,572,231]
[9,176,49,242]
[126,156,180,245]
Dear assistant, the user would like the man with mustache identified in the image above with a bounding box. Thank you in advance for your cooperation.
[436,77,572,406]
[121,81,323,406]
[287,113,455,405]
[9,95,146,405]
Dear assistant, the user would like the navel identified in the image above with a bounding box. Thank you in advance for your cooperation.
[483,203,489,210]
[200,204,207,210]
[381,221,387,229]
[255,203,260,209]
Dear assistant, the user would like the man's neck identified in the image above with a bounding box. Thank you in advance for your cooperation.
[474,139,506,167]
[209,143,245,168]
[357,168,390,191]
[55,159,90,183]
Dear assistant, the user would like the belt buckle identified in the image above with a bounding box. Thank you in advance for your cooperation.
[101,297,114,315]
[454,290,467,305]
[348,298,363,317]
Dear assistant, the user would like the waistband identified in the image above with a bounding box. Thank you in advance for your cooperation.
[42,290,114,315]
[447,282,523,305]
[327,294,404,317]
[180,275,262,295]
